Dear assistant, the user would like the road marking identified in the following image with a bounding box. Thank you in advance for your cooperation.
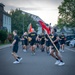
[65,47,75,52]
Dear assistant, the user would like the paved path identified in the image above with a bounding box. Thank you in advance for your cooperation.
[0,45,75,75]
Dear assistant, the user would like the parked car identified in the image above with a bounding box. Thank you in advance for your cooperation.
[69,38,75,47]
[65,35,75,46]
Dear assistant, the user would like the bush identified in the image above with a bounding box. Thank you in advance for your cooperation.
[0,30,8,43]
[7,33,13,43]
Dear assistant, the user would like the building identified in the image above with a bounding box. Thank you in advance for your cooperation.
[55,26,75,36]
[0,3,11,32]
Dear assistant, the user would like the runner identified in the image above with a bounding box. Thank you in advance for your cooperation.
[45,33,51,54]
[22,32,28,52]
[36,35,40,48]
[50,28,65,66]
[60,33,66,52]
[28,28,37,55]
[21,34,25,52]
[39,33,45,52]
[11,30,22,64]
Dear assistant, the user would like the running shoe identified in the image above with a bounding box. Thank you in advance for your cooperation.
[58,62,65,66]
[55,60,60,65]
[13,61,20,64]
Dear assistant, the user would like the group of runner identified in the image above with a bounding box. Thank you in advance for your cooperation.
[11,28,66,66]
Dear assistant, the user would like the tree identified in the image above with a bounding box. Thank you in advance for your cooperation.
[7,33,13,43]
[0,30,7,43]
[10,9,38,36]
[10,9,23,35]
[58,0,75,28]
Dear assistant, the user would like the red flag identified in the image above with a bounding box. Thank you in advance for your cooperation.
[39,20,51,34]
[28,23,33,32]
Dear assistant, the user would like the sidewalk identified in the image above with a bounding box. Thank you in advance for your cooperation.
[0,44,11,50]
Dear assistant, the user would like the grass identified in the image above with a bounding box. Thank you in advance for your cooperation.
[0,42,10,46]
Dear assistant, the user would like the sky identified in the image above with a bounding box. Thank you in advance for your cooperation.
[0,0,63,26]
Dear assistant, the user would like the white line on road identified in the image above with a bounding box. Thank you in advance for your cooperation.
[65,47,75,52]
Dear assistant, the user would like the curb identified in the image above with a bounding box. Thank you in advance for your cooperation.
[0,44,11,50]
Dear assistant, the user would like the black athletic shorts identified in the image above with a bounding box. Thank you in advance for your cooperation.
[22,40,25,45]
[39,41,41,44]
[36,40,39,44]
[13,45,18,53]
[51,43,60,51]
[46,41,51,47]
[24,40,28,46]
[40,40,45,45]
[30,40,36,46]
[60,40,65,45]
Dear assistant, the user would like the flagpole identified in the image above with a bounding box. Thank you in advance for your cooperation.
[39,20,62,57]
[45,30,62,57]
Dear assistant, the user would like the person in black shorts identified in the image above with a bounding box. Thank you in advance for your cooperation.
[60,33,66,52]
[21,34,25,51]
[50,28,65,66]
[22,32,28,52]
[45,34,52,54]
[11,30,22,64]
[36,35,40,48]
[28,28,37,55]
[39,33,45,52]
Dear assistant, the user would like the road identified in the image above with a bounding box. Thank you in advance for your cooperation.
[0,45,75,75]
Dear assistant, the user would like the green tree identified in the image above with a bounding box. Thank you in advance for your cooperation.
[58,0,75,28]
[22,13,38,32]
[10,9,38,36]
[0,30,7,43]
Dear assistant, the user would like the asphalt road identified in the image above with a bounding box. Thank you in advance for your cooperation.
[0,45,75,75]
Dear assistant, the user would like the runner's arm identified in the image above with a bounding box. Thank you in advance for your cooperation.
[54,36,59,43]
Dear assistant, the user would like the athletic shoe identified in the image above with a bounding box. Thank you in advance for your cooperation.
[13,61,20,64]
[62,50,64,52]
[23,49,27,52]
[33,53,35,55]
[58,62,65,66]
[41,49,44,52]
[31,52,35,56]
[18,58,23,62]
[60,49,62,52]
[60,49,65,53]
[55,60,60,65]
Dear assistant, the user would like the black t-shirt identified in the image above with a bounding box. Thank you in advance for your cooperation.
[23,35,28,41]
[14,35,20,46]
[51,33,59,44]
[39,34,45,42]
[45,34,52,42]
[28,32,37,41]
[60,35,65,41]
